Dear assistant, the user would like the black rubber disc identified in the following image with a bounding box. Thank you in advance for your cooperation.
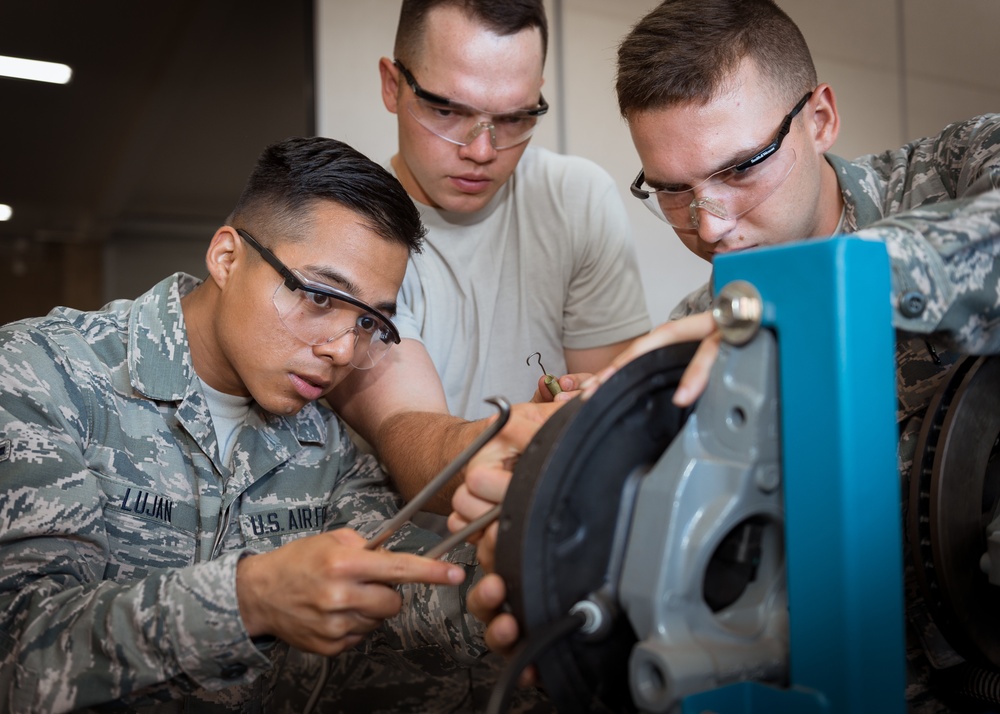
[496,342,698,713]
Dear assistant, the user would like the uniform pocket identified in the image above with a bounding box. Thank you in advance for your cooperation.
[98,479,197,577]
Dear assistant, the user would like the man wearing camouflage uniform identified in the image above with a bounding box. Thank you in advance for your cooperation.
[0,137,490,712]
[609,1,1000,710]
[460,1,1000,711]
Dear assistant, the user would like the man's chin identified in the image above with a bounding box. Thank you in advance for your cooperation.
[436,193,494,214]
[432,180,502,213]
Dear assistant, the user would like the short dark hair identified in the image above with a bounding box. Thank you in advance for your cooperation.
[616,0,816,119]
[228,136,425,253]
[394,0,548,65]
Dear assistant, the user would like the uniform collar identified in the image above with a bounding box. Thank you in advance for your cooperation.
[126,273,326,446]
[826,152,884,231]
[127,273,199,401]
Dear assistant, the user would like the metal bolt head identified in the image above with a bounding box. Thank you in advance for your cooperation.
[712,280,763,345]
[755,464,781,493]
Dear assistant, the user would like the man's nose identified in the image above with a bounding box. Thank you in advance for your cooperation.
[312,327,359,366]
[689,197,734,244]
[459,123,498,161]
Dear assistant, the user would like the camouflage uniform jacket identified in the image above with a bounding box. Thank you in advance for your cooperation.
[671,113,1000,457]
[0,273,485,713]
[671,115,1000,711]
[670,114,1000,347]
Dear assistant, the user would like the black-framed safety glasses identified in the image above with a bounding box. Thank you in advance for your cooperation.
[630,90,814,229]
[236,228,400,369]
[394,59,548,150]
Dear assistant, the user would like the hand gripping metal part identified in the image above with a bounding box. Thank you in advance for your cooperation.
[364,395,511,556]
[527,351,562,396]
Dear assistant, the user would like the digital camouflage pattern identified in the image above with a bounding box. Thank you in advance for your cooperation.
[0,273,494,713]
[269,637,554,713]
[671,114,1000,712]
[671,114,1000,347]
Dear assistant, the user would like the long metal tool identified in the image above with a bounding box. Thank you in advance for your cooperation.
[425,503,501,559]
[304,397,511,714]
[364,395,511,553]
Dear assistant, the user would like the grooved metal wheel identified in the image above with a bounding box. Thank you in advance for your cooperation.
[909,355,1000,669]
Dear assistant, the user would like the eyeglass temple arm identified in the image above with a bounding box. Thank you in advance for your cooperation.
[364,396,511,555]
[751,111,798,166]
[235,229,300,285]
[630,170,651,199]
[393,59,452,107]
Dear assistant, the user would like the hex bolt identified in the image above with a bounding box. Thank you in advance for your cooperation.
[712,280,763,346]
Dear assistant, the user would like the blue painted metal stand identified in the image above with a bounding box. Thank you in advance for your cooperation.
[682,236,906,714]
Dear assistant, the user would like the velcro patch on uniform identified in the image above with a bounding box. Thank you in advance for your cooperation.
[243,505,329,539]
[0,439,10,463]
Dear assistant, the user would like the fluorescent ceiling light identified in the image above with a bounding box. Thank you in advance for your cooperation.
[0,55,72,85]
[0,204,11,221]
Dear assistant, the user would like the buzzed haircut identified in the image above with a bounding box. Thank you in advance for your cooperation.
[228,136,425,253]
[616,0,816,119]
[393,0,548,65]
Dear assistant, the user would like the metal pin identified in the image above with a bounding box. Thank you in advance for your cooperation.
[527,351,562,396]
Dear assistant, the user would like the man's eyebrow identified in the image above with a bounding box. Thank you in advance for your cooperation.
[648,134,773,190]
[302,264,357,292]
[424,88,543,115]
[714,121,786,172]
[301,264,397,315]
[712,141,765,173]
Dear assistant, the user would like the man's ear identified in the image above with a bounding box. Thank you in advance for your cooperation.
[204,226,241,289]
[807,83,840,154]
[379,56,401,114]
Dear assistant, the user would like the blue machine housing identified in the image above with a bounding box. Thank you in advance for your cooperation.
[682,236,906,713]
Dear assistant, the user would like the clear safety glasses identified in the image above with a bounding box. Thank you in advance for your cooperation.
[630,91,813,230]
[236,229,400,370]
[394,59,548,150]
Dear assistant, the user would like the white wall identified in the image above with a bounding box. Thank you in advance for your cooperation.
[316,0,1000,325]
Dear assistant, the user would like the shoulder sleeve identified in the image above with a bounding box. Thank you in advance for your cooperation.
[393,259,426,344]
[560,156,653,350]
[668,281,714,320]
[0,325,268,712]
[853,115,1000,352]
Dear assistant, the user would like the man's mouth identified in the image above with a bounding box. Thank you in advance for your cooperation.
[450,174,491,193]
[289,372,329,401]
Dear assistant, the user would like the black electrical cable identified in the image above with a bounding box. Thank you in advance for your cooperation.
[485,610,588,714]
